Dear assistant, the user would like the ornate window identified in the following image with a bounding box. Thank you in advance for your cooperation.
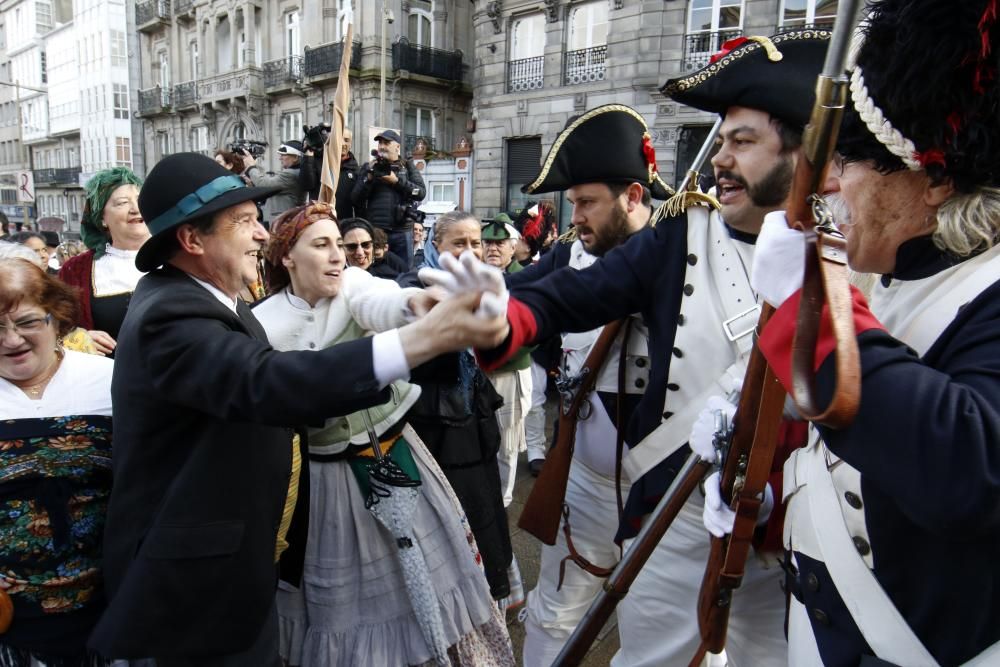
[508,13,545,92]
[408,0,433,48]
[684,0,744,70]
[565,1,608,85]
[280,111,303,143]
[780,0,837,29]
[404,107,435,154]
[286,11,301,58]
[336,0,352,41]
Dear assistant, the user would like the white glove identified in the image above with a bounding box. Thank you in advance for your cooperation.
[418,251,508,319]
[702,471,775,538]
[688,395,738,464]
[750,210,806,307]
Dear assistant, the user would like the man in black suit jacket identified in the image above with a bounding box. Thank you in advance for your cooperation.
[89,153,508,665]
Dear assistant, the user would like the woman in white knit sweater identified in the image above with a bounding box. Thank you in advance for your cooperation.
[252,202,514,667]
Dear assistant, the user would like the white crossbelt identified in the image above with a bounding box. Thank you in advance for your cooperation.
[801,443,1000,666]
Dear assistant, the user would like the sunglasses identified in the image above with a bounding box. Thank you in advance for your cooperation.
[344,241,373,252]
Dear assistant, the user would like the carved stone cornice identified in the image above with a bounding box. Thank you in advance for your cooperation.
[543,0,559,22]
[486,1,503,34]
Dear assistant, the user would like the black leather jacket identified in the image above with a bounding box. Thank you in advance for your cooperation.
[351,158,426,231]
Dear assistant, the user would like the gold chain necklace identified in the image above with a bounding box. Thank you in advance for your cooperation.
[15,351,63,399]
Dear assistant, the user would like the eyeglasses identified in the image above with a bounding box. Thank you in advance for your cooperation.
[344,241,373,252]
[0,313,52,336]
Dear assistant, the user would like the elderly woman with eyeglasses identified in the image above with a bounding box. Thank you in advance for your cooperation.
[252,202,513,667]
[58,167,146,357]
[0,258,114,667]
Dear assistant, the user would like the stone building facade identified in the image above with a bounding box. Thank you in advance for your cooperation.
[468,0,837,226]
[133,0,477,212]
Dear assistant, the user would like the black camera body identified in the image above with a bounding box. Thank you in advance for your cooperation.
[228,139,268,158]
[370,150,401,178]
[398,200,426,227]
[302,123,330,153]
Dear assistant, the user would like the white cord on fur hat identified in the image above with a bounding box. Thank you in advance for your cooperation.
[846,10,923,171]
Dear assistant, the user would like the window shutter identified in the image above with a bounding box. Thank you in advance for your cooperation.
[506,137,542,183]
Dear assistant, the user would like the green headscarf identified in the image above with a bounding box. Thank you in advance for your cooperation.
[80,167,143,257]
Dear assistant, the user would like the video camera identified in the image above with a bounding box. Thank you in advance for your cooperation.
[302,123,331,153]
[370,150,401,178]
[228,139,268,159]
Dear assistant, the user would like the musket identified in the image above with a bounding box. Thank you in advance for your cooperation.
[690,2,864,663]
[553,452,713,666]
[677,117,723,195]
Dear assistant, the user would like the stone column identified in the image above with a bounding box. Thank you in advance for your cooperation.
[244,4,256,66]
[206,15,217,77]
[230,10,239,68]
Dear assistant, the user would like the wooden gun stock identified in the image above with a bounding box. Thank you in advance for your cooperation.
[691,3,863,662]
[517,407,578,545]
[517,319,625,545]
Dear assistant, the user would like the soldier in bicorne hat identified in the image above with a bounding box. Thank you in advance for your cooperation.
[454,32,831,666]
[747,1,1000,665]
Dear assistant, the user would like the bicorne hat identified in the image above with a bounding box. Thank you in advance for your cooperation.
[522,104,673,200]
[135,153,280,271]
[661,29,831,131]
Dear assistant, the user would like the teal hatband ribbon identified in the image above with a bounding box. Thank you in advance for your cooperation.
[148,175,247,233]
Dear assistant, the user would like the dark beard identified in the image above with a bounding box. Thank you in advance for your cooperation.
[747,155,794,208]
[587,201,632,257]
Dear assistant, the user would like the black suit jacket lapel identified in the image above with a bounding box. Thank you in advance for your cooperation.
[237,299,269,343]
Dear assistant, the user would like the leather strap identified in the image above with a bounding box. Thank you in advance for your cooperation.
[615,318,635,524]
[567,319,626,422]
[792,228,860,428]
[557,504,616,590]
[804,444,940,666]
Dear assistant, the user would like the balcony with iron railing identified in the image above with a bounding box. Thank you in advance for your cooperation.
[392,39,465,81]
[33,166,82,186]
[304,40,363,81]
[197,68,263,105]
[138,86,171,116]
[173,80,198,108]
[263,56,303,90]
[137,0,171,32]
[507,55,544,93]
[173,0,194,20]
[776,20,835,34]
[682,29,743,71]
[564,44,606,85]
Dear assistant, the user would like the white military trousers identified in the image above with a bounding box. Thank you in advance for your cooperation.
[611,491,787,667]
[523,458,629,667]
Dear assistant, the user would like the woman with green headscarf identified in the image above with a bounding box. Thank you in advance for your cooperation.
[58,167,145,356]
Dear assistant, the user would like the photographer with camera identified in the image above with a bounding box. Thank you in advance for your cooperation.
[299,124,359,220]
[351,129,425,266]
[241,140,306,223]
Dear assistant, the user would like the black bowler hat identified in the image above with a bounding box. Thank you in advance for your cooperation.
[661,30,830,130]
[522,104,673,200]
[135,153,280,271]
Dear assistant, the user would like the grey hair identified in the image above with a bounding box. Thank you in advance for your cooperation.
[432,210,478,243]
[933,186,1000,257]
[0,241,43,267]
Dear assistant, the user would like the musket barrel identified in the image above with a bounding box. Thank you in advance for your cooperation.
[552,453,711,666]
